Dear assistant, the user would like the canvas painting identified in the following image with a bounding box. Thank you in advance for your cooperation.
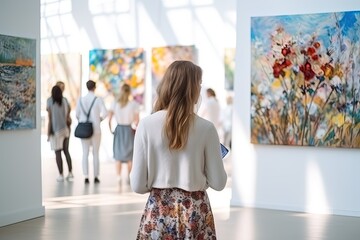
[152,45,197,102]
[89,48,145,107]
[41,53,82,110]
[0,34,36,130]
[251,11,360,148]
[225,48,235,91]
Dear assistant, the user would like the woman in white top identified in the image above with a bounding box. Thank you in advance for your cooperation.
[108,83,139,184]
[199,88,222,136]
[130,60,227,239]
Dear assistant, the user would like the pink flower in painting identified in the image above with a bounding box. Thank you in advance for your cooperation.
[281,46,291,56]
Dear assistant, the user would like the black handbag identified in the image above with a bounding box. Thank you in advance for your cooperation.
[74,97,97,139]
[74,122,93,138]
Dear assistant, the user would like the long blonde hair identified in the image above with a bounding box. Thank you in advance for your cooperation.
[153,60,202,150]
[118,83,131,107]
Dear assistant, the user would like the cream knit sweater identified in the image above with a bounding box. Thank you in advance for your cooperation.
[130,110,227,194]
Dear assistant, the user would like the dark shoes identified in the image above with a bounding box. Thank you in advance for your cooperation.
[84,177,100,184]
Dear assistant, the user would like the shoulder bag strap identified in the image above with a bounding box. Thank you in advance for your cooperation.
[80,97,97,121]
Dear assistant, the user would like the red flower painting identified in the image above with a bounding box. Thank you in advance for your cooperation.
[251,11,360,148]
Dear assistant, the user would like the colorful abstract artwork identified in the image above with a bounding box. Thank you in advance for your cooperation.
[225,48,235,91]
[152,45,197,102]
[251,11,360,148]
[0,34,36,130]
[89,48,145,106]
[41,53,82,110]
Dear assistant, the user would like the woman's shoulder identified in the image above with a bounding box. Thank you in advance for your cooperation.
[139,111,164,124]
[62,97,70,104]
[194,114,216,130]
[195,114,213,124]
[136,111,164,134]
[46,97,52,107]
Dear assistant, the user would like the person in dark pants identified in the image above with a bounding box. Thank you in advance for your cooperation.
[47,85,73,182]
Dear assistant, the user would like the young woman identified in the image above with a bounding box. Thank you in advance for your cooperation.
[108,83,139,184]
[130,60,227,239]
[47,85,73,182]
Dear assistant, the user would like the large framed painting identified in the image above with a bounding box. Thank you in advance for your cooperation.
[41,53,82,110]
[89,48,145,107]
[0,34,36,130]
[251,11,360,148]
[151,45,197,102]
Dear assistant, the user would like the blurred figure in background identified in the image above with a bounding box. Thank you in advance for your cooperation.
[108,83,139,185]
[76,80,108,184]
[56,81,66,94]
[56,81,73,170]
[222,95,233,149]
[47,85,73,182]
[198,88,222,138]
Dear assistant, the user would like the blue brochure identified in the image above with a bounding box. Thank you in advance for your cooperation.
[220,143,229,158]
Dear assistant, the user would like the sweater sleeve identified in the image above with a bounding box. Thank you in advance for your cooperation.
[130,120,150,194]
[204,124,228,191]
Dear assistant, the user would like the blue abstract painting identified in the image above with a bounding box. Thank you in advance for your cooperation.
[0,34,36,130]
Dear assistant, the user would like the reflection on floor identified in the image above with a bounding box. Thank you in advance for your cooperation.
[1,136,360,239]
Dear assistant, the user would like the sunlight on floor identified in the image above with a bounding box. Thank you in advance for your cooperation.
[44,187,232,212]
[44,192,148,210]
[306,160,330,214]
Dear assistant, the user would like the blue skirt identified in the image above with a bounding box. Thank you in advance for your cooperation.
[113,124,134,161]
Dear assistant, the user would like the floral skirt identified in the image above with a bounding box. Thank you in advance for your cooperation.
[136,188,217,240]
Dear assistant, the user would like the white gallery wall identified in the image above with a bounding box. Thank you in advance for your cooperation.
[41,0,237,112]
[0,0,44,226]
[233,0,360,216]
[41,0,237,163]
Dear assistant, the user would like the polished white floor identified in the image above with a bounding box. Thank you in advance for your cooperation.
[1,136,360,239]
